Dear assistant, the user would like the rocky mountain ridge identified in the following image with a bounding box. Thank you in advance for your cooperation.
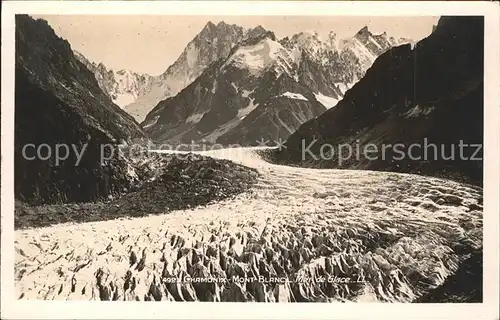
[78,21,411,123]
[73,51,155,108]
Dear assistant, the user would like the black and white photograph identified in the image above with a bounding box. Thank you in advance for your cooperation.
[1,1,499,319]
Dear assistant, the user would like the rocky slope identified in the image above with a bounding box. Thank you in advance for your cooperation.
[15,15,150,205]
[273,16,484,186]
[73,51,155,108]
[123,21,248,122]
[113,21,407,123]
[15,153,258,229]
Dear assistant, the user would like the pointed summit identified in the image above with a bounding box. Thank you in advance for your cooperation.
[245,25,269,40]
[124,19,246,121]
[253,25,266,32]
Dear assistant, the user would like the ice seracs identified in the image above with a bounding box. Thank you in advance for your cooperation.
[404,104,435,118]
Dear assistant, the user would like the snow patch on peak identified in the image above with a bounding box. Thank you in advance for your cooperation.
[143,115,160,129]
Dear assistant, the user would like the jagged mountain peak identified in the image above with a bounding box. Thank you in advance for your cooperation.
[16,14,147,204]
[244,25,272,41]
[200,20,243,36]
[354,26,390,44]
[251,25,267,32]
[125,20,407,122]
[328,31,337,40]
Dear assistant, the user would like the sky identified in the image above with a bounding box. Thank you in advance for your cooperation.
[34,15,440,76]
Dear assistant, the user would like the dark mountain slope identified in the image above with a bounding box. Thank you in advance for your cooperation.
[15,15,147,204]
[273,16,484,185]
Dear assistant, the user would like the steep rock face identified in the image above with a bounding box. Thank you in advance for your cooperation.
[124,21,246,122]
[273,16,484,185]
[74,51,155,108]
[15,15,147,205]
[143,34,326,146]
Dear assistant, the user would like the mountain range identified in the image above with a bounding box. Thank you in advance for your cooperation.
[15,15,424,204]
[134,22,411,145]
[272,16,484,185]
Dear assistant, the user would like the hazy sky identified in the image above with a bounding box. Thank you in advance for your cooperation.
[34,15,439,76]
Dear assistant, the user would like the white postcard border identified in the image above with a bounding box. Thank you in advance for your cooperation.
[1,1,499,319]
